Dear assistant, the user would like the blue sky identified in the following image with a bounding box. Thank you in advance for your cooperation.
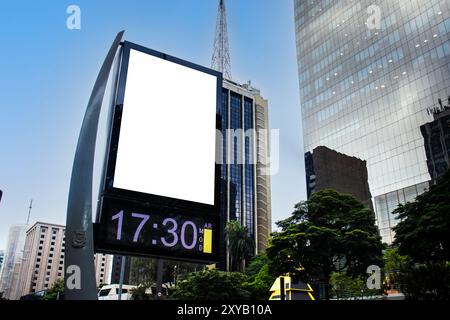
[0,0,306,249]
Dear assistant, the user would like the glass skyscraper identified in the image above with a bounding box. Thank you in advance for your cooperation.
[219,80,272,259]
[294,0,450,243]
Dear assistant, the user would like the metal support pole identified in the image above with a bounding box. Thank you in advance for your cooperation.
[280,277,286,301]
[156,259,164,298]
[118,256,126,300]
[64,31,125,300]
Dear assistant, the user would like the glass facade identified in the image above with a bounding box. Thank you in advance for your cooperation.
[420,108,450,184]
[374,181,429,244]
[219,89,229,220]
[294,0,450,243]
[229,92,243,222]
[218,80,271,259]
[244,98,255,238]
[218,85,257,240]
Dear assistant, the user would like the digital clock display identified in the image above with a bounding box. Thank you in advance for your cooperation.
[95,196,220,262]
[94,42,223,264]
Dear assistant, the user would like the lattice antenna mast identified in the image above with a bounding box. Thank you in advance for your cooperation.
[26,199,33,225]
[212,0,232,80]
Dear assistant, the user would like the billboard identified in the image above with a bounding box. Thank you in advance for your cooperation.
[94,42,222,263]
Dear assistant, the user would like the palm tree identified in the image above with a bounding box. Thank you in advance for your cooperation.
[225,221,254,272]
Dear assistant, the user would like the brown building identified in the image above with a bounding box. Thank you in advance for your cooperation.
[305,146,373,209]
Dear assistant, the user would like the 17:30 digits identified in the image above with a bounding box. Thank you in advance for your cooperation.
[111,210,204,250]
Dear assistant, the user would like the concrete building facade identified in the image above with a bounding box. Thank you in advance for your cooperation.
[0,224,27,300]
[16,222,111,298]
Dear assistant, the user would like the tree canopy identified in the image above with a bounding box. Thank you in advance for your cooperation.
[393,170,450,262]
[225,221,254,272]
[267,189,384,299]
[43,278,64,300]
[172,270,251,300]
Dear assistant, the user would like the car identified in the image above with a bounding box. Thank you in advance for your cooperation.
[98,284,136,300]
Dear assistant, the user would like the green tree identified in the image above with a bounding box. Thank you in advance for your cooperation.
[129,257,157,285]
[225,221,254,272]
[245,253,270,277]
[330,272,374,299]
[243,264,275,300]
[392,170,450,300]
[43,279,64,300]
[393,170,450,262]
[172,270,251,300]
[243,254,276,300]
[383,247,411,291]
[267,189,384,300]
[397,262,450,300]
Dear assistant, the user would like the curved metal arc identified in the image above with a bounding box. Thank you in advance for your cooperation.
[65,30,125,300]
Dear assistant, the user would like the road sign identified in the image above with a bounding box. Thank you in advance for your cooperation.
[94,41,222,264]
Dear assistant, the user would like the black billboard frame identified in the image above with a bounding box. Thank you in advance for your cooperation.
[94,41,223,264]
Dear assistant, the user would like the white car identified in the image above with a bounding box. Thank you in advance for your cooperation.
[98,284,136,300]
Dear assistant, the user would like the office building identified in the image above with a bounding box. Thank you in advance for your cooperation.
[0,251,4,272]
[16,222,65,297]
[94,253,111,287]
[210,0,271,256]
[294,0,450,243]
[420,99,450,184]
[305,146,373,209]
[110,255,131,285]
[0,224,27,300]
[219,79,272,255]
[16,222,111,298]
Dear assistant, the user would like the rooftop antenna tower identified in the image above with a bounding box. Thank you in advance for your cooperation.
[26,199,33,225]
[212,0,232,80]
